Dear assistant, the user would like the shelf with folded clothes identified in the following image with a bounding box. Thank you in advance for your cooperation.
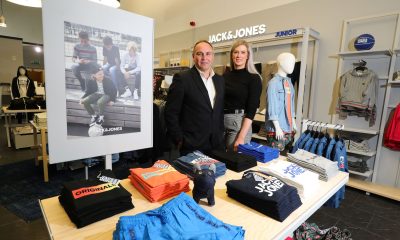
[348,170,373,178]
[341,127,379,135]
[346,148,376,157]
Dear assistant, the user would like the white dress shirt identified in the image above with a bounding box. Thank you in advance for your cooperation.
[196,67,216,108]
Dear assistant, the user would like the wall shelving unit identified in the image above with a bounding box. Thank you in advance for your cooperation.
[333,12,400,199]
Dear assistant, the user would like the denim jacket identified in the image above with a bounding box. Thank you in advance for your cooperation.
[316,136,328,156]
[309,137,320,154]
[265,74,295,133]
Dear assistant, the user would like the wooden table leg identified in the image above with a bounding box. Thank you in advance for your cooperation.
[41,128,49,182]
[32,124,39,166]
[5,113,11,147]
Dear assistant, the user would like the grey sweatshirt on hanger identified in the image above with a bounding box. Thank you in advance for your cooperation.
[338,69,377,108]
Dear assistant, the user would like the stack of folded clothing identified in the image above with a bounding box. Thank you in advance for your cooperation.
[226,171,302,222]
[113,193,245,240]
[59,170,134,228]
[172,151,227,178]
[209,150,257,172]
[259,159,320,200]
[238,141,279,163]
[129,160,190,202]
[348,156,369,173]
[33,112,47,126]
[287,149,339,181]
[344,138,370,153]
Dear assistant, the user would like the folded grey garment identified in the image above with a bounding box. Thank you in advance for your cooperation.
[348,161,369,173]
[344,139,370,152]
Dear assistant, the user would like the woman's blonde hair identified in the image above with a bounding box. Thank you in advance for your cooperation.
[229,40,260,76]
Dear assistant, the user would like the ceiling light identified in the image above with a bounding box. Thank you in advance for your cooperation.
[88,0,120,8]
[35,46,42,53]
[7,0,41,8]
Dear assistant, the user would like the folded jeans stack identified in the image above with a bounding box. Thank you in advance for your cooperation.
[129,160,190,202]
[172,151,227,178]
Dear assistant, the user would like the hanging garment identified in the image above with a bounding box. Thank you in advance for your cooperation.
[383,104,400,150]
[292,131,308,153]
[337,69,378,126]
[316,136,328,156]
[309,136,320,154]
[324,140,348,208]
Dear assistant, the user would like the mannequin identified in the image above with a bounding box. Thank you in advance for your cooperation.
[273,52,297,139]
[11,66,36,123]
[265,53,297,152]
[11,66,36,99]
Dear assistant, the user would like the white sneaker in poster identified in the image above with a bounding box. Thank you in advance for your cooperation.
[120,88,132,98]
[133,89,139,100]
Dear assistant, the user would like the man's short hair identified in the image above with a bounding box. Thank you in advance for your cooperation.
[192,40,213,54]
[103,36,113,45]
[79,31,89,40]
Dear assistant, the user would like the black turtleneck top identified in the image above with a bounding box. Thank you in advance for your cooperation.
[223,68,262,120]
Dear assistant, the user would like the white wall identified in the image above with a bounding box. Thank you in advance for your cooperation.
[0,0,43,43]
[155,0,400,123]
[121,0,299,38]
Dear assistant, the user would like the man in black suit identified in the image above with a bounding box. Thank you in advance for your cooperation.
[165,40,225,155]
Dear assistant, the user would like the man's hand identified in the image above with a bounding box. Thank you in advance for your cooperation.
[108,101,114,106]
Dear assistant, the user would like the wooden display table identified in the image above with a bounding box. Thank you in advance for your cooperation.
[40,160,348,240]
[30,121,49,182]
[2,106,46,147]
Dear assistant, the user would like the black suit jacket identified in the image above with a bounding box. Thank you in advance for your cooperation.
[82,77,117,102]
[165,66,225,153]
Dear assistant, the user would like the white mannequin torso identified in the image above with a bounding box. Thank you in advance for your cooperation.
[271,52,297,139]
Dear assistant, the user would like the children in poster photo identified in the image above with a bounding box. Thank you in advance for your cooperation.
[120,41,141,99]
[80,66,117,127]
[71,31,98,92]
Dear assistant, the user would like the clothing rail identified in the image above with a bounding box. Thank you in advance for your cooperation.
[301,119,344,133]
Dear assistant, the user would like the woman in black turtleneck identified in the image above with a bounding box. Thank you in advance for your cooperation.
[224,40,262,151]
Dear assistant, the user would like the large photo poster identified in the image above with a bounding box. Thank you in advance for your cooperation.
[43,0,153,164]
[64,21,142,138]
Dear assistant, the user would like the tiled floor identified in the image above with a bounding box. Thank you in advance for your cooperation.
[308,187,400,240]
[1,118,400,239]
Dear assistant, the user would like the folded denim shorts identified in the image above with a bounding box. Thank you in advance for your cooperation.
[113,193,245,240]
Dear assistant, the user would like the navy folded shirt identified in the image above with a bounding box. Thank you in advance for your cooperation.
[226,171,302,222]
[209,150,257,172]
